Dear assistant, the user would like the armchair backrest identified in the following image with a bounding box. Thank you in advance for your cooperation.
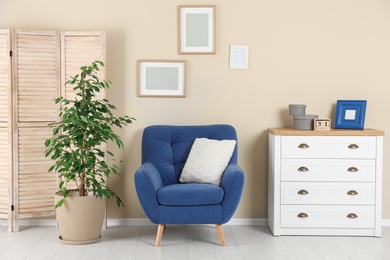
[142,125,238,186]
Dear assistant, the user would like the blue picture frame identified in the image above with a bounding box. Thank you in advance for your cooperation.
[334,100,367,130]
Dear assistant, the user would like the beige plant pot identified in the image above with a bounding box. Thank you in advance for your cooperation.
[55,190,105,245]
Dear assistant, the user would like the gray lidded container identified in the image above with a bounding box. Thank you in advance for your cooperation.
[289,104,306,116]
[293,114,318,130]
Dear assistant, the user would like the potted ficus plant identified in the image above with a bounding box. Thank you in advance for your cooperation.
[44,61,134,244]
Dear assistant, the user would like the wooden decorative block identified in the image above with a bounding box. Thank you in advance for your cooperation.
[314,118,331,131]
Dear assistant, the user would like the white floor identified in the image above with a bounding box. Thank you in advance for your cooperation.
[1,225,390,260]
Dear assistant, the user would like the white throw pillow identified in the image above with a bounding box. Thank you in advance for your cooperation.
[179,138,236,186]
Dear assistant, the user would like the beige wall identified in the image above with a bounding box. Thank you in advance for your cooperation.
[1,0,389,219]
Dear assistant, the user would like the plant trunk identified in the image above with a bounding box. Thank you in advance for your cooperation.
[79,182,85,196]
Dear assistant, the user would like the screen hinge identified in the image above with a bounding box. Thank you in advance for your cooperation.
[9,51,13,57]
[11,205,14,211]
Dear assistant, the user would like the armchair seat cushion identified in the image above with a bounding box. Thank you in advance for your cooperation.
[157,183,224,206]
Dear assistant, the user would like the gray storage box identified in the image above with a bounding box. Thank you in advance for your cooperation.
[293,114,319,130]
[289,104,306,116]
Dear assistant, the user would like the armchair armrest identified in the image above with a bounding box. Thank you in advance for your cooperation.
[134,163,163,223]
[220,164,245,223]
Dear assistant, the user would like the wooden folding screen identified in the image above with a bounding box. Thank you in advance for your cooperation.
[0,29,106,231]
[0,29,13,230]
[12,30,61,232]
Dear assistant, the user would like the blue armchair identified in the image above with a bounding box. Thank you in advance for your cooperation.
[134,125,245,246]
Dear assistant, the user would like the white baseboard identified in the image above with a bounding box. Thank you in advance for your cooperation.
[107,218,268,226]
[0,218,268,227]
[1,218,389,227]
[381,219,390,226]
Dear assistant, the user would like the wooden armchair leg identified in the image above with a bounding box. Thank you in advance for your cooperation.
[216,224,226,247]
[155,224,165,247]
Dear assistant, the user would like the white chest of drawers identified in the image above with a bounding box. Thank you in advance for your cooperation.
[268,128,384,237]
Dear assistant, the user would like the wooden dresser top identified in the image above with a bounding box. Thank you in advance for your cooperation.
[268,128,385,136]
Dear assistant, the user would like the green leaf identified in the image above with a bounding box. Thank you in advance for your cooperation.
[52,127,59,135]
[55,198,66,209]
[44,147,53,158]
[116,196,124,207]
[44,139,51,147]
[80,115,88,123]
[61,186,68,197]
[48,165,55,172]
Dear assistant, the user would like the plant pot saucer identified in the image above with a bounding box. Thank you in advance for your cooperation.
[58,235,101,245]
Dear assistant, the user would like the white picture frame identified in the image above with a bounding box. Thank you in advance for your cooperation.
[229,45,249,70]
[137,60,187,97]
[178,5,216,55]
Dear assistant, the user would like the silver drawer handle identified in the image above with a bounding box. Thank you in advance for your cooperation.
[347,213,358,219]
[298,166,309,172]
[298,189,309,195]
[348,144,359,149]
[347,167,359,172]
[347,190,358,196]
[298,143,309,149]
[297,213,308,218]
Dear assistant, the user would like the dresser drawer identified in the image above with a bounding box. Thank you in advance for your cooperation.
[281,182,375,205]
[281,136,377,159]
[281,205,375,228]
[281,159,376,182]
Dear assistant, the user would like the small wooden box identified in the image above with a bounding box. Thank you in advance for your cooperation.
[314,118,331,130]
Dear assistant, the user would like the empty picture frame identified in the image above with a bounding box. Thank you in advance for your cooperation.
[229,45,249,70]
[178,5,216,54]
[137,60,187,97]
[334,100,367,129]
